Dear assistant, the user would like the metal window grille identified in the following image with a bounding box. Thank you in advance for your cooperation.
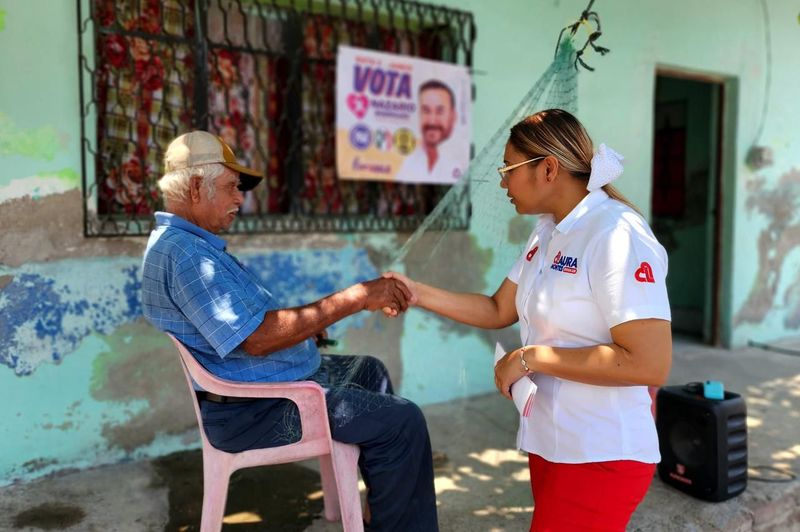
[77,0,476,236]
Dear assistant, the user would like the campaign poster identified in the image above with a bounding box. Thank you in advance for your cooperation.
[335,45,471,184]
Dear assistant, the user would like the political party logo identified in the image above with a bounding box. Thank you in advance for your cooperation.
[349,124,372,150]
[393,128,416,155]
[374,129,393,151]
[526,245,539,262]
[635,262,655,283]
[347,93,369,119]
[550,251,578,274]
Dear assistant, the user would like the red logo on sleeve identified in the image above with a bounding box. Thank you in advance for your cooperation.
[526,246,539,261]
[635,262,655,283]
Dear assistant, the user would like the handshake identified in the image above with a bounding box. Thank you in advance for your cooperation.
[355,272,418,317]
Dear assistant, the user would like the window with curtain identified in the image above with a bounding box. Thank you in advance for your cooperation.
[78,0,475,236]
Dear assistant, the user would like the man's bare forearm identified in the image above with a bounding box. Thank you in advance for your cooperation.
[241,284,366,356]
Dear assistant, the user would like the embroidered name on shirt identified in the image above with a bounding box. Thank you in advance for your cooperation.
[635,262,655,283]
[550,251,578,274]
[526,245,539,261]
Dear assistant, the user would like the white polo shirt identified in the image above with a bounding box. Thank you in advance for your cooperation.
[507,189,671,464]
[394,147,464,184]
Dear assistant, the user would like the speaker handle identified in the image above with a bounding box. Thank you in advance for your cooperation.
[682,381,704,395]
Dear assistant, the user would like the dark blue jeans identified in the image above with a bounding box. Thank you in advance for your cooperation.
[200,355,439,532]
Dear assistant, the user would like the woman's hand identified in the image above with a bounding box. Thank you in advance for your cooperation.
[494,347,531,400]
[381,271,419,317]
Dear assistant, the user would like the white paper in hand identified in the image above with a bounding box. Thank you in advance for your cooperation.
[494,342,537,417]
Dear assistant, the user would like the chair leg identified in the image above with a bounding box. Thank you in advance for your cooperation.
[201,451,233,532]
[319,453,341,521]
[329,442,363,532]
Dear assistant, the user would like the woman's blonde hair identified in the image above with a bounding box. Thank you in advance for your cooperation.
[508,109,638,212]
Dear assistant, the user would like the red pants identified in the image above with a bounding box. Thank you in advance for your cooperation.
[528,454,655,532]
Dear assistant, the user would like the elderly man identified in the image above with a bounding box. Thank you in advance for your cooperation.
[141,131,439,531]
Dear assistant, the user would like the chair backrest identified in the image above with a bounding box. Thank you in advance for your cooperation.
[167,334,235,394]
[165,334,333,448]
[167,334,221,450]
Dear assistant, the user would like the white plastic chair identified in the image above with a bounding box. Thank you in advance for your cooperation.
[167,334,363,532]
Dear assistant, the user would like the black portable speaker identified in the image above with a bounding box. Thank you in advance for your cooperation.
[656,384,748,502]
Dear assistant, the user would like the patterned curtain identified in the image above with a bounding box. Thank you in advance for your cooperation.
[95,0,195,215]
[93,0,453,220]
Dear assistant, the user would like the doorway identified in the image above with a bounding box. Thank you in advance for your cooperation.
[651,73,724,345]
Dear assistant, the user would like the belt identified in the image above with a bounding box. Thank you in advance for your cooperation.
[196,391,255,404]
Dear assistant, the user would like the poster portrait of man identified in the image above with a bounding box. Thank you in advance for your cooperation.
[394,80,464,184]
[335,45,471,185]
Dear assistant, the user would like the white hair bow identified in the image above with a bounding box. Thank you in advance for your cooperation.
[587,143,624,191]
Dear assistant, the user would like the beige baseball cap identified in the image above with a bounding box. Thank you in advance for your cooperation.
[164,130,263,191]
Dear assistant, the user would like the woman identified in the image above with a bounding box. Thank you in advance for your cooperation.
[387,109,671,531]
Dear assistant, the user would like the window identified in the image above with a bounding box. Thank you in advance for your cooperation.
[77,0,476,236]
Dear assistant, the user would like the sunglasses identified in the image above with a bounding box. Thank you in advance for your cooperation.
[497,156,544,184]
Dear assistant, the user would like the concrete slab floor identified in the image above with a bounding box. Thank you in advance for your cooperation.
[1,339,799,531]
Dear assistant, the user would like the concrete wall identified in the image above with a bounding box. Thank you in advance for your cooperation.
[2,0,799,484]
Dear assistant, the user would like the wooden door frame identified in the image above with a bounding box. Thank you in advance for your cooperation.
[654,66,737,346]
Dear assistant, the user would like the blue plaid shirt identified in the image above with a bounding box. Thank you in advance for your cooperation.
[141,212,320,384]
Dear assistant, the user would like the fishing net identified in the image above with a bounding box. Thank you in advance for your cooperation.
[272,38,583,444]
[392,38,579,270]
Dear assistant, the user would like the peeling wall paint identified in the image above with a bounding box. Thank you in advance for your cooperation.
[0,191,143,267]
[0,259,143,375]
[0,249,379,377]
[735,169,800,329]
[90,320,196,453]
[1,329,196,483]
[0,112,64,163]
[0,169,80,201]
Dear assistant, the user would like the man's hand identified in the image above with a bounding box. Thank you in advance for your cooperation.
[357,277,413,316]
[315,329,337,348]
[382,271,419,304]
[380,271,419,317]
[243,277,414,357]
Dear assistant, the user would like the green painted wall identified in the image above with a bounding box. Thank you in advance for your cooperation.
[2,0,800,484]
[441,0,800,348]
